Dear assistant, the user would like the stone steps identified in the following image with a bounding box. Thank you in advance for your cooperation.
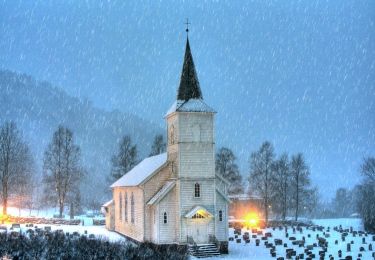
[188,243,220,258]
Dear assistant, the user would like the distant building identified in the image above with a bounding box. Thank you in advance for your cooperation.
[103,35,229,254]
[228,194,264,220]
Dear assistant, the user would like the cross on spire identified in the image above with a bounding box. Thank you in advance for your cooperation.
[185,18,190,35]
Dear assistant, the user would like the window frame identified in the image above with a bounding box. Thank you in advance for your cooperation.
[119,192,122,221]
[194,183,201,198]
[125,192,128,222]
[219,210,223,222]
[163,212,168,224]
[130,192,135,224]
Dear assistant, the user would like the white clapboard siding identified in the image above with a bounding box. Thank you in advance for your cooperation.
[113,187,144,242]
[158,186,178,244]
[142,166,171,240]
[215,192,229,241]
[178,113,214,143]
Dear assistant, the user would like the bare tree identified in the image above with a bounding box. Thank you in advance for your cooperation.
[149,134,166,156]
[290,153,311,221]
[43,126,82,218]
[110,135,138,182]
[0,122,34,215]
[216,147,244,195]
[249,141,275,225]
[271,153,290,220]
[361,157,375,182]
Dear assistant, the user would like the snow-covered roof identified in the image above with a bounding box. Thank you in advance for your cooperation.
[147,180,176,205]
[228,194,263,201]
[166,99,216,117]
[110,153,167,188]
[102,200,113,207]
[185,206,213,218]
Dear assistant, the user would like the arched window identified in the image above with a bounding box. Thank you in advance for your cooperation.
[125,193,128,222]
[219,210,223,222]
[119,193,122,221]
[163,212,168,224]
[194,183,200,198]
[131,192,135,224]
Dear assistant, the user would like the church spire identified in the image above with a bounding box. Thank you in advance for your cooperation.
[177,35,203,101]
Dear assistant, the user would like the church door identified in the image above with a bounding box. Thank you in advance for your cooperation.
[188,213,210,244]
[193,221,208,243]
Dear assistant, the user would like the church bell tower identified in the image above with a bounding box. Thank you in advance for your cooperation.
[165,33,218,244]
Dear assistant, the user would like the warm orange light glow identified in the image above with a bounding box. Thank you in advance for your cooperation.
[0,213,9,224]
[244,212,259,227]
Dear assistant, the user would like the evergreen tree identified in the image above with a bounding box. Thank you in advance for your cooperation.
[110,135,138,182]
[215,147,244,195]
[149,134,166,156]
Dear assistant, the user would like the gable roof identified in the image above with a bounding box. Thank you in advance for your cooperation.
[177,37,202,101]
[147,180,176,205]
[102,200,113,207]
[110,153,167,188]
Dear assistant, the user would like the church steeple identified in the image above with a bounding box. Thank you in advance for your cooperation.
[177,37,203,101]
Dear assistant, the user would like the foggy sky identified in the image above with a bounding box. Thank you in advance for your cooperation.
[1,0,374,200]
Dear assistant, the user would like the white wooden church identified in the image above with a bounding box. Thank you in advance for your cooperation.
[103,35,229,254]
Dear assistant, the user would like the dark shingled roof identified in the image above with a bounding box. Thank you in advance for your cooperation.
[177,37,203,101]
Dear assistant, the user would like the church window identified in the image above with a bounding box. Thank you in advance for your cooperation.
[119,193,122,221]
[125,193,128,222]
[169,124,175,144]
[163,212,168,224]
[194,183,200,198]
[131,192,135,224]
[219,210,223,221]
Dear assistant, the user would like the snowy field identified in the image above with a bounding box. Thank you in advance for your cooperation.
[205,218,374,260]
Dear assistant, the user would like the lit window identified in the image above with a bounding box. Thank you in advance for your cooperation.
[125,193,128,222]
[192,213,205,219]
[163,212,168,224]
[219,210,223,221]
[194,183,200,198]
[131,192,135,224]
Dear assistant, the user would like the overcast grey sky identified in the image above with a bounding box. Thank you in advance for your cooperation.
[1,0,374,200]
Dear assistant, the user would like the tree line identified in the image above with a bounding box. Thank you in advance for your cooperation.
[216,141,318,225]
[327,157,375,232]
[0,121,166,218]
[2,120,373,233]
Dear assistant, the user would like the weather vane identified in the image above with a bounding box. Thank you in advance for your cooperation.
[185,18,190,35]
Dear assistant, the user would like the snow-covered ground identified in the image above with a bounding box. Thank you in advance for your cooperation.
[2,211,374,259]
[1,223,126,243]
[206,218,374,260]
[3,206,104,226]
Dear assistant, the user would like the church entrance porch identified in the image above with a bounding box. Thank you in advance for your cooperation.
[185,206,214,244]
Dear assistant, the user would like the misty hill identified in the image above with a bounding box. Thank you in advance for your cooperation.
[0,69,163,205]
